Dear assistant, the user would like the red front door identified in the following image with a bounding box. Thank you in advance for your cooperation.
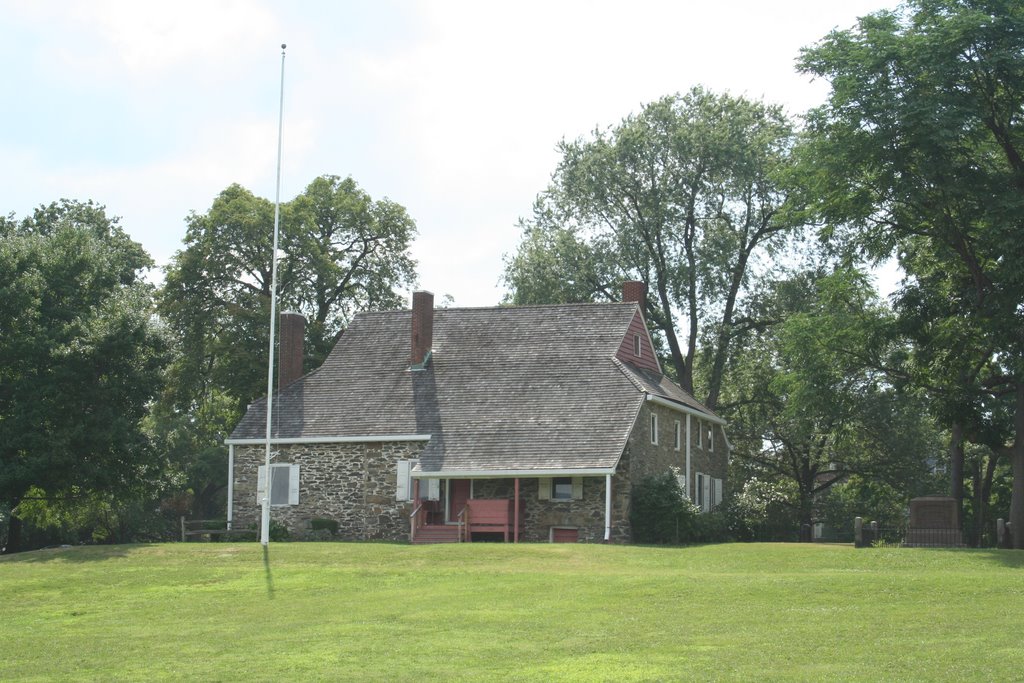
[448,479,471,522]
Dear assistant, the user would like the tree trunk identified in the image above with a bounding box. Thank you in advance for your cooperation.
[949,421,964,529]
[970,457,982,547]
[647,282,689,391]
[4,514,23,554]
[978,451,999,547]
[703,246,750,413]
[1010,383,1024,549]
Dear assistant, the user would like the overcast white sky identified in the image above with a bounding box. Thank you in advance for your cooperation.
[1,0,899,307]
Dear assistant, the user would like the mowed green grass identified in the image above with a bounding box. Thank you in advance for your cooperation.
[2,542,1022,681]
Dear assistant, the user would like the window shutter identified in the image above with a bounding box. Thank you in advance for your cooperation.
[702,474,712,513]
[712,478,723,509]
[256,465,267,505]
[396,460,410,501]
[571,477,583,500]
[426,478,440,501]
[288,464,300,505]
[675,473,687,497]
[538,478,552,500]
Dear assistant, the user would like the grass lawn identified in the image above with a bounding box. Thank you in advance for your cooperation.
[2,542,1022,681]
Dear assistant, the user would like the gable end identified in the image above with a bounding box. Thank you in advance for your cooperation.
[615,310,660,372]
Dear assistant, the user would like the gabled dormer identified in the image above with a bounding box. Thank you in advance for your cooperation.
[615,281,660,373]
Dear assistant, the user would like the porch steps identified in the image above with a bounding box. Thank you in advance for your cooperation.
[411,525,461,544]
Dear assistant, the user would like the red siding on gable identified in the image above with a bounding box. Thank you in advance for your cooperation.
[616,310,660,372]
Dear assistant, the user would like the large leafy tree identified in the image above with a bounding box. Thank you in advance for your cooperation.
[798,0,1024,544]
[725,269,940,531]
[156,175,417,514]
[504,87,800,410]
[0,201,168,551]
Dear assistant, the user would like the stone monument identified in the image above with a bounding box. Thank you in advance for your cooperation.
[905,496,962,547]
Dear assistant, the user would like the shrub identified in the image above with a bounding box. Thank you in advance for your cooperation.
[310,518,339,535]
[720,477,798,542]
[630,472,686,544]
[629,471,731,544]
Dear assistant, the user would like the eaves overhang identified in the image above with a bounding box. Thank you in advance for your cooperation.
[225,434,432,446]
[645,394,727,425]
[410,467,617,479]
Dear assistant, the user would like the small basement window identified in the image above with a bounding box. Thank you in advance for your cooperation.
[552,477,573,500]
[550,527,579,543]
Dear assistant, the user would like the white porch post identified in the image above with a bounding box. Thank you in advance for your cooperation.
[514,478,520,543]
[604,473,612,542]
[226,444,234,529]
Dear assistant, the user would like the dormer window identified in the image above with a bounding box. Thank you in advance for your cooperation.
[633,334,642,357]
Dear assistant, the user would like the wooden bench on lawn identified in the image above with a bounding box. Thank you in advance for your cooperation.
[180,517,252,542]
[464,499,514,542]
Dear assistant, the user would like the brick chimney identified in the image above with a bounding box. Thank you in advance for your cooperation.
[622,280,647,310]
[278,311,305,389]
[410,290,434,368]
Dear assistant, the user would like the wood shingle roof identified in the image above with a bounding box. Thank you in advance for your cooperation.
[229,302,717,474]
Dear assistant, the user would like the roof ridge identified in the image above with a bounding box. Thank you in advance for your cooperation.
[611,356,646,394]
[356,301,637,315]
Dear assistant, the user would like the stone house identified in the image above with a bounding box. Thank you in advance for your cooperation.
[225,282,728,543]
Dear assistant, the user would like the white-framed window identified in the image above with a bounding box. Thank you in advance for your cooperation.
[707,424,714,452]
[650,413,659,445]
[674,420,681,451]
[695,472,723,512]
[257,463,300,506]
[696,419,703,448]
[633,334,642,357]
[538,477,583,500]
[396,460,440,501]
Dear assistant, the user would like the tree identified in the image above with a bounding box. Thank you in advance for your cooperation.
[798,0,1024,544]
[156,175,417,516]
[504,87,800,410]
[0,201,168,552]
[724,269,940,531]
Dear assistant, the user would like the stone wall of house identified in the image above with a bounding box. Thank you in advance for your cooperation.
[620,403,729,529]
[687,418,728,493]
[231,441,424,540]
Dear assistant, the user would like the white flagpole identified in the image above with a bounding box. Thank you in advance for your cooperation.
[261,43,287,546]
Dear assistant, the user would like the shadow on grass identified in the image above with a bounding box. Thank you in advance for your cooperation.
[0,544,137,563]
[263,544,275,599]
[907,546,1024,568]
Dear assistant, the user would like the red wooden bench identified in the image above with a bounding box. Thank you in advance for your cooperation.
[464,499,513,542]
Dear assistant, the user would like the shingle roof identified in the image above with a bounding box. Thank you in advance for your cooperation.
[615,360,725,423]
[229,302,716,474]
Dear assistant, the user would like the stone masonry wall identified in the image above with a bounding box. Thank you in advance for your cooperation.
[231,441,425,540]
[688,418,728,494]
[621,403,729,536]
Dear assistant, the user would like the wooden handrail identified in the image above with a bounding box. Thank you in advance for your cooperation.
[457,506,468,543]
[409,503,424,543]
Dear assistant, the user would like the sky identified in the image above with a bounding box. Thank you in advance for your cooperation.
[1,0,901,307]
